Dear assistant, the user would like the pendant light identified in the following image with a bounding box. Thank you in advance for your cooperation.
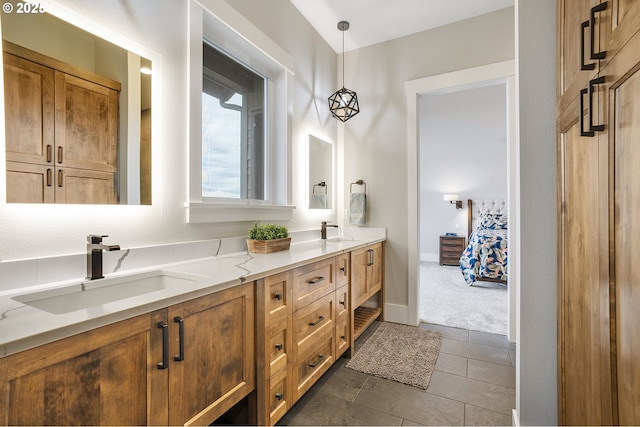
[328,21,359,122]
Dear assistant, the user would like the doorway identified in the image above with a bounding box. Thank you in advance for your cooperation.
[405,60,517,341]
[418,84,508,335]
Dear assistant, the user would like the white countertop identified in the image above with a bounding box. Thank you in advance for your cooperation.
[0,235,385,357]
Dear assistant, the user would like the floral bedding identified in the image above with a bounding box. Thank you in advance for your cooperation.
[459,213,508,285]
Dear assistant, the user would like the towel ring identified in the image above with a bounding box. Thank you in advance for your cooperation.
[313,182,327,194]
[350,180,366,194]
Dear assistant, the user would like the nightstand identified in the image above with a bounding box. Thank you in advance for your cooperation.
[439,235,466,266]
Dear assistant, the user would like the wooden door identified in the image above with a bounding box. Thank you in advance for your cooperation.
[601,0,640,68]
[606,26,640,425]
[54,71,119,173]
[367,243,383,295]
[0,314,164,426]
[556,0,601,108]
[54,167,117,204]
[5,161,54,203]
[351,247,369,308]
[2,52,55,165]
[167,282,255,426]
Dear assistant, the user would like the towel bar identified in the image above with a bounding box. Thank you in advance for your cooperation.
[350,180,366,194]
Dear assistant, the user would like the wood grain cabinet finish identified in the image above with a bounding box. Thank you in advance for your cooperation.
[557,1,640,424]
[3,41,119,204]
[439,236,465,266]
[0,283,255,427]
[0,314,161,426]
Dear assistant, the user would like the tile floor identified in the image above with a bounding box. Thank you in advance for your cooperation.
[278,322,516,426]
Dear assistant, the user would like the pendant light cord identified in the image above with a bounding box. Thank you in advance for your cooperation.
[342,29,345,89]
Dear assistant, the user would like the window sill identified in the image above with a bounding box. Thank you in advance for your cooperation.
[185,202,295,223]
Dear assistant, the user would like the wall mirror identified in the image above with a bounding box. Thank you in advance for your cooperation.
[1,9,152,205]
[308,134,333,210]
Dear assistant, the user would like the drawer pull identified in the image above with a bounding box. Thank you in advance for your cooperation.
[174,316,185,362]
[307,276,325,284]
[275,343,283,351]
[309,354,324,368]
[275,393,284,401]
[308,315,325,326]
[157,322,169,370]
[341,335,346,340]
[339,267,346,273]
[339,300,346,306]
[274,293,282,301]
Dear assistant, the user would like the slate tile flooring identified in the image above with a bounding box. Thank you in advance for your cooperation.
[278,322,515,426]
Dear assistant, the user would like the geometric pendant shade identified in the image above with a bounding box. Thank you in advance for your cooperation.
[328,87,359,122]
[328,20,360,122]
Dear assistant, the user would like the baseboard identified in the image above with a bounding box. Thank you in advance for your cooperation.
[383,303,409,324]
[512,409,519,426]
[420,253,438,262]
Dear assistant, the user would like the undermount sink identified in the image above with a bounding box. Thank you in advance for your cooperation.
[13,270,205,314]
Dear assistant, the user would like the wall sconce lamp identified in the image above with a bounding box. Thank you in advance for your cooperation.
[443,194,462,209]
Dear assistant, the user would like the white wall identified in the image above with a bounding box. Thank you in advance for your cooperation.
[419,84,507,259]
[0,0,337,262]
[342,7,515,311]
[515,0,557,424]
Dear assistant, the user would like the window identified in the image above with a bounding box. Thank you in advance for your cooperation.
[202,42,265,200]
[187,0,295,223]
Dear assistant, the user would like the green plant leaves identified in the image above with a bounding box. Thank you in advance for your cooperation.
[248,223,289,240]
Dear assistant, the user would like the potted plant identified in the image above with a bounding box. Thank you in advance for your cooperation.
[246,223,291,254]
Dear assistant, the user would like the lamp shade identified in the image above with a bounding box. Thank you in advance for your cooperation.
[328,87,359,122]
[443,194,460,202]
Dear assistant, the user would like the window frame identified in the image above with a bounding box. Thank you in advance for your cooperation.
[187,0,295,223]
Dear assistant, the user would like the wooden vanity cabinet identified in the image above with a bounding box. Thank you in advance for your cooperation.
[0,313,159,426]
[351,243,384,346]
[0,282,255,426]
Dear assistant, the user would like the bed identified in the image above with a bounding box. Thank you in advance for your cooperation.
[459,199,508,285]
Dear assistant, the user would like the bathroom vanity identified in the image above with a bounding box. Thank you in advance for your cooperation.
[0,234,384,426]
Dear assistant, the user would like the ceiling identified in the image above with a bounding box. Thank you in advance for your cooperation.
[289,0,514,53]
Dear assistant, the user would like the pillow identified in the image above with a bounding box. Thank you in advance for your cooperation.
[480,213,508,230]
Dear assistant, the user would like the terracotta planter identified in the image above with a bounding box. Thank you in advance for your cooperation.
[246,237,291,254]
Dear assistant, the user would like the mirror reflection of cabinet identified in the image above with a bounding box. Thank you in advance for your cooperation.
[4,42,119,204]
[308,134,333,210]
[1,9,153,205]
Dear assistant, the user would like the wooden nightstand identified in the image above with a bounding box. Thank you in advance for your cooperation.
[439,235,466,266]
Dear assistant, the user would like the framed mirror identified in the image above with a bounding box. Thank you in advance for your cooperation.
[1,7,153,205]
[308,134,333,210]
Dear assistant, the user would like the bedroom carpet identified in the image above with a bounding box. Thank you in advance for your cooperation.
[420,261,508,335]
[345,321,442,390]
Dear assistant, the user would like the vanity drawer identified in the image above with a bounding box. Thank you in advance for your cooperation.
[335,312,350,358]
[266,316,292,378]
[265,271,293,325]
[268,366,290,425]
[293,258,335,311]
[292,332,334,401]
[292,292,334,359]
[335,253,350,288]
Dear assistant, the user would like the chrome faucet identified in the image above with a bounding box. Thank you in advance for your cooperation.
[320,221,339,240]
[86,234,120,280]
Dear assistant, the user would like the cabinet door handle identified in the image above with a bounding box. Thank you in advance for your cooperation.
[275,343,283,351]
[274,293,282,301]
[174,316,185,362]
[46,145,52,163]
[57,170,63,187]
[275,393,284,401]
[57,146,63,164]
[46,168,52,187]
[157,321,169,370]
[339,300,345,307]
[309,354,324,368]
[367,249,374,267]
[580,20,596,70]
[308,315,325,326]
[341,335,346,341]
[580,76,606,137]
[589,2,607,61]
[307,276,324,284]
[340,267,346,273]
